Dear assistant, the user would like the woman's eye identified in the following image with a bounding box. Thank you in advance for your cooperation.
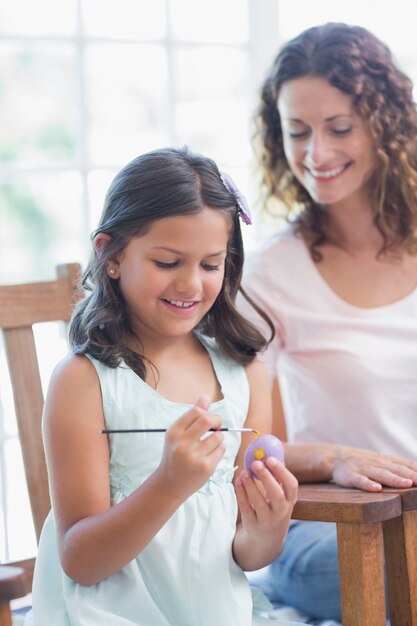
[288,130,309,139]
[332,127,352,135]
[154,260,178,269]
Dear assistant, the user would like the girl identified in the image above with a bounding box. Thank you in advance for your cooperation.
[32,147,300,626]
[239,22,417,623]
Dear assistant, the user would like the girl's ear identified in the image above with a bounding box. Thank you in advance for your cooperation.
[94,233,120,279]
[94,232,111,255]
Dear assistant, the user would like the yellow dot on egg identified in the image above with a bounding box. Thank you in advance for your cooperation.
[254,447,266,460]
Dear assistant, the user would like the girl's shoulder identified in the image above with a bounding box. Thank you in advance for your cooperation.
[43,353,103,434]
[51,352,98,386]
[195,332,227,364]
[195,332,245,373]
[244,356,269,382]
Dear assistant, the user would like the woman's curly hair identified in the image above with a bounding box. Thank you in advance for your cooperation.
[254,22,417,259]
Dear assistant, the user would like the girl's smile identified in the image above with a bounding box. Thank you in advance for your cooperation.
[111,207,230,347]
[161,298,200,314]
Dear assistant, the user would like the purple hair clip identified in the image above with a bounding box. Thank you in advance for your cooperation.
[219,171,252,225]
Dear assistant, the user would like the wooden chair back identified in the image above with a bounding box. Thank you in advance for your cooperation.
[0,263,82,626]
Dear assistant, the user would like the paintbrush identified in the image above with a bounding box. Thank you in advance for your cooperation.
[101,427,260,434]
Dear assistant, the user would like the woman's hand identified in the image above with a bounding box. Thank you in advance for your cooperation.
[157,394,225,500]
[233,457,298,570]
[330,447,417,492]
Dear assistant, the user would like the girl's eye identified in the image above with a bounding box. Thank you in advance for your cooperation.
[202,263,220,271]
[154,260,178,269]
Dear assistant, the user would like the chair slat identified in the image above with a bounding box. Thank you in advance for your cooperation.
[3,327,50,541]
[0,263,81,329]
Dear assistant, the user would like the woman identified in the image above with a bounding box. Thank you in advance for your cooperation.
[239,22,417,622]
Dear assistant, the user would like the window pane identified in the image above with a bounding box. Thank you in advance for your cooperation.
[86,44,169,165]
[279,0,417,56]
[0,172,87,285]
[34,322,70,390]
[171,0,249,43]
[175,46,250,165]
[0,43,78,167]
[82,0,166,39]
[4,438,36,561]
[0,335,16,435]
[175,98,251,166]
[176,46,248,99]
[87,169,118,232]
[0,0,76,37]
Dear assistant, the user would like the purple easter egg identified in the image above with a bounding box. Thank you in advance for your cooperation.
[244,434,284,477]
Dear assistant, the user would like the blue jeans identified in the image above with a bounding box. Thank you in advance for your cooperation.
[248,522,342,622]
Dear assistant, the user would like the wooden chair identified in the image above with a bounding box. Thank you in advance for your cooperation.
[0,263,82,626]
[295,484,417,626]
[295,484,399,626]
[273,376,417,626]
[0,265,415,626]
[382,486,417,625]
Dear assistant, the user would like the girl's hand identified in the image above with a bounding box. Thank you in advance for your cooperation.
[157,394,225,500]
[330,447,417,492]
[235,457,298,553]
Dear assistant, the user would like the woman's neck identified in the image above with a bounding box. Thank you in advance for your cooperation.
[323,194,383,256]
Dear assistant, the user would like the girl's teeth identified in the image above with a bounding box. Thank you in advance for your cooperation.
[166,299,194,308]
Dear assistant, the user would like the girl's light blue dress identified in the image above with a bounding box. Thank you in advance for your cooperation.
[33,335,294,626]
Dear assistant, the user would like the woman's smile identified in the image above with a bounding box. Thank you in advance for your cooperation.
[278,76,376,208]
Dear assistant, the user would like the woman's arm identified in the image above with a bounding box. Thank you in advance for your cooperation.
[44,358,224,585]
[232,358,298,571]
[270,375,417,490]
[284,442,417,491]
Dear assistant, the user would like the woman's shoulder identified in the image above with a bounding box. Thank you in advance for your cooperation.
[243,224,307,286]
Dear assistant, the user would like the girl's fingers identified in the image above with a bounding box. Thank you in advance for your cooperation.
[168,403,222,444]
[250,458,297,507]
[198,430,225,457]
[194,394,211,411]
[237,467,283,525]
[168,394,211,432]
[265,457,298,501]
[185,412,223,441]
[235,475,257,523]
[240,468,270,509]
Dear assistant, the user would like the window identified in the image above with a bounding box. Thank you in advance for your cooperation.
[278,0,417,91]
[0,0,280,561]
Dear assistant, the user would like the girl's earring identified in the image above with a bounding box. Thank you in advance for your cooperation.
[108,268,117,277]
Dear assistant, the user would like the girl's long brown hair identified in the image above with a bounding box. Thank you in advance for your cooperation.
[70,147,274,378]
